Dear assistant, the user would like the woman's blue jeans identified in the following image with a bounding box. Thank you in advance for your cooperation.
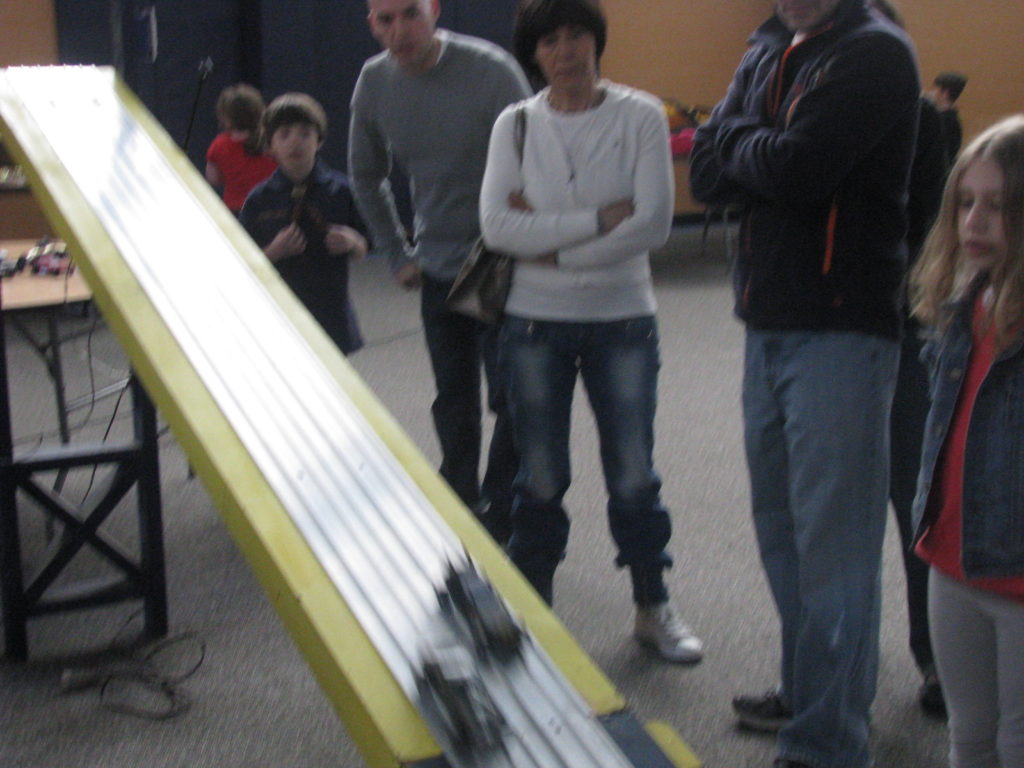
[500,315,672,606]
[743,330,899,768]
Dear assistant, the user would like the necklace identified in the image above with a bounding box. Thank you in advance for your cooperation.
[546,82,605,113]
[548,91,605,183]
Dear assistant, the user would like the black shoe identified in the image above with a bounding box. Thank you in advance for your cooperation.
[773,760,813,768]
[733,690,793,733]
[918,669,947,719]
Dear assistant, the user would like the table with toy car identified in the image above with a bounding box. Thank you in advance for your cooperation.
[1,238,92,448]
[0,236,166,660]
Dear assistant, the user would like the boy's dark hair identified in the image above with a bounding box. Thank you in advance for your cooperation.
[260,93,328,149]
[513,0,606,85]
[934,71,968,102]
[216,83,265,155]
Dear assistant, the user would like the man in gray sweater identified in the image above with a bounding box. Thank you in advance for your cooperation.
[349,0,531,543]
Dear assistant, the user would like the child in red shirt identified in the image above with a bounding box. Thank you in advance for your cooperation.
[205,84,277,214]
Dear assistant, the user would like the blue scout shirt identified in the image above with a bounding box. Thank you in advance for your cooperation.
[240,158,365,354]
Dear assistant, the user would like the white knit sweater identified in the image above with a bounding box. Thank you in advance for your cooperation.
[480,81,673,321]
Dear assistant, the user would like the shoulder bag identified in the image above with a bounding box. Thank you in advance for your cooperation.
[446,106,527,324]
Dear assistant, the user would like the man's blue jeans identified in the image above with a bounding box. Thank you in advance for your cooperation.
[420,275,517,539]
[743,330,899,768]
[500,315,672,605]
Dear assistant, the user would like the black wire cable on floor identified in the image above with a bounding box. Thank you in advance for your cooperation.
[59,610,206,721]
[360,325,422,350]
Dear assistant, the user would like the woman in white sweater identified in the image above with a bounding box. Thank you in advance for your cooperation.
[480,0,702,663]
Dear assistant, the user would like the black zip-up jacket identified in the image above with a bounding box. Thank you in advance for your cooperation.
[690,0,920,340]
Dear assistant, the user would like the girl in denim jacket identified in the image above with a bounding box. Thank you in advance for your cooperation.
[911,114,1024,768]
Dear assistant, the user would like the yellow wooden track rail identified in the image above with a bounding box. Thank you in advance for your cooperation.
[0,66,699,768]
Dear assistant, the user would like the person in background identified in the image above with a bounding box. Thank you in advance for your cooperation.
[910,113,1024,768]
[240,93,366,355]
[205,83,277,214]
[931,71,968,163]
[480,0,703,664]
[870,0,950,719]
[690,0,919,765]
[348,0,531,544]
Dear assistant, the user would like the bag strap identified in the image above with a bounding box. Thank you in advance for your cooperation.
[513,105,527,166]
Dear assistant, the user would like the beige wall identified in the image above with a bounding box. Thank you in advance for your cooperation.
[0,0,59,237]
[0,0,58,67]
[601,0,768,112]
[3,0,1019,146]
[600,0,1022,147]
[903,0,1023,141]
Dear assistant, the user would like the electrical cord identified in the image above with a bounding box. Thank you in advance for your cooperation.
[78,378,129,504]
[360,325,422,350]
[64,310,102,434]
[59,610,206,721]
[11,308,116,451]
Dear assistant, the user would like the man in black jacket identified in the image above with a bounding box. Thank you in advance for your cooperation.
[690,2,919,767]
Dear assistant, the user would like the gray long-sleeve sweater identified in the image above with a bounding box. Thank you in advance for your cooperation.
[348,30,531,280]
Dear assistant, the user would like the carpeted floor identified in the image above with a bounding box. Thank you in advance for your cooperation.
[0,225,948,768]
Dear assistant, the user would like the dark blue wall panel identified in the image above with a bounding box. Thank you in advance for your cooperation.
[54,0,521,176]
[55,0,246,168]
[55,0,114,67]
[260,0,521,170]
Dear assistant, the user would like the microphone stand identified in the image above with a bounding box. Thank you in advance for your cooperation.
[182,56,214,153]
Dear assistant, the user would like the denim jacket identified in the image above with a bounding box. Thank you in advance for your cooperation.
[912,283,1024,579]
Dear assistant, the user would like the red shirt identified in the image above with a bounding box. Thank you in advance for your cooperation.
[916,291,1024,603]
[206,132,277,212]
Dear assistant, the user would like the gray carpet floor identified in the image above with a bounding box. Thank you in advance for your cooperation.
[0,225,948,767]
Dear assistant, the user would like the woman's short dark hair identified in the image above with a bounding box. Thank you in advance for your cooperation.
[513,0,607,84]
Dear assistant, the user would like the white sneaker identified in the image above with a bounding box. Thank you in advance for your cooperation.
[634,603,703,663]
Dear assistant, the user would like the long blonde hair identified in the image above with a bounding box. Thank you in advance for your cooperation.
[912,114,1024,349]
